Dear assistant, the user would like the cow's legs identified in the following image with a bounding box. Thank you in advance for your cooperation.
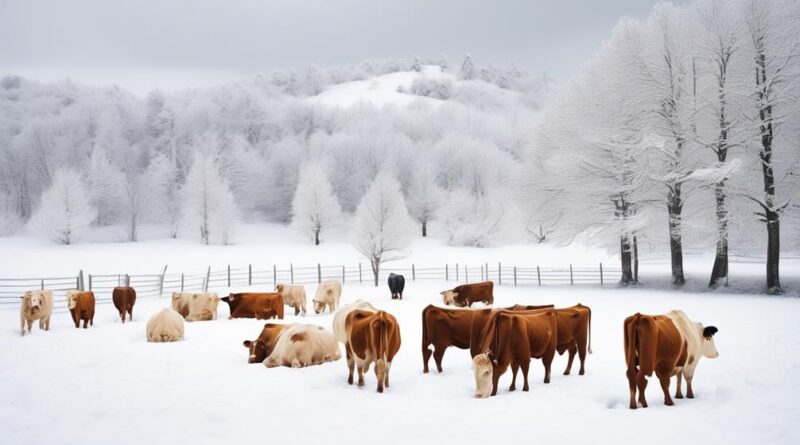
[577,340,587,376]
[509,362,519,391]
[432,346,446,373]
[564,344,577,375]
[675,371,684,399]
[26,319,33,334]
[685,370,695,399]
[20,316,25,336]
[490,368,500,396]
[384,361,392,388]
[120,311,126,323]
[657,370,674,406]
[83,318,88,329]
[422,345,432,373]
[43,317,50,331]
[626,368,638,409]
[542,355,553,384]
[637,371,649,408]
[358,362,367,387]
[294,307,300,316]
[128,308,133,322]
[346,345,355,385]
[521,360,530,391]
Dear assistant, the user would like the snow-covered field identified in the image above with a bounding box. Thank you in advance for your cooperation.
[2,280,798,445]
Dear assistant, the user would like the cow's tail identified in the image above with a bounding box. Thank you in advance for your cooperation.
[624,313,640,373]
[421,305,431,354]
[587,305,593,354]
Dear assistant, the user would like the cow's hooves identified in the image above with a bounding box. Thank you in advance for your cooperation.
[523,386,529,392]
[675,394,683,399]
[423,369,429,374]
[687,394,694,399]
[563,371,570,376]
[665,401,674,406]
[509,386,515,392]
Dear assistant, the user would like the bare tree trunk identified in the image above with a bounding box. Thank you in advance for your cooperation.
[620,236,633,285]
[315,229,320,246]
[422,220,427,237]
[667,183,686,286]
[633,235,639,284]
[371,259,380,287]
[709,181,729,287]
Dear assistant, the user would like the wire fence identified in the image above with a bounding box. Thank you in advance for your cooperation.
[0,262,622,309]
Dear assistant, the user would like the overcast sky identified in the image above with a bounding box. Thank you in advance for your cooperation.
[0,0,685,95]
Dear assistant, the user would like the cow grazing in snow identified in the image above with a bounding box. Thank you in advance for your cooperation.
[440,281,493,307]
[275,284,307,316]
[67,290,95,329]
[387,273,405,300]
[146,308,184,342]
[20,290,53,336]
[313,281,342,314]
[112,287,136,323]
[344,310,401,393]
[333,299,378,344]
[263,324,341,368]
[222,293,284,320]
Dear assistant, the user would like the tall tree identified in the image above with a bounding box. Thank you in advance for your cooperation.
[291,161,342,245]
[29,168,97,245]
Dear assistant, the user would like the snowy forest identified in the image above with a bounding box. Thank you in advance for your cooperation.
[1,0,799,293]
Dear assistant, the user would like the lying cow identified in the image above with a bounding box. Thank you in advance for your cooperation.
[171,292,193,317]
[243,323,286,364]
[275,284,307,316]
[472,309,558,398]
[333,299,378,344]
[146,308,184,342]
[20,290,53,336]
[388,273,405,300]
[440,281,493,307]
[345,310,401,393]
[624,311,719,409]
[264,324,341,368]
[112,287,136,323]
[313,281,342,314]
[67,290,95,329]
[422,303,553,374]
[222,293,284,320]
[171,292,219,321]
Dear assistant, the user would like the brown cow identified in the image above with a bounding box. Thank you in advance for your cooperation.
[422,303,553,373]
[472,309,557,398]
[440,281,493,307]
[222,293,284,320]
[345,310,401,393]
[243,323,286,364]
[624,313,687,409]
[67,290,95,329]
[112,287,136,323]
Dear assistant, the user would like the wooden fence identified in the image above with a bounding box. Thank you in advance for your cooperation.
[0,262,621,309]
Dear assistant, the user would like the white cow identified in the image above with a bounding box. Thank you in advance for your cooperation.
[20,290,54,336]
[332,299,377,343]
[171,292,193,318]
[313,281,342,314]
[186,293,220,321]
[275,284,307,316]
[146,308,185,342]
[264,324,341,368]
[665,310,720,399]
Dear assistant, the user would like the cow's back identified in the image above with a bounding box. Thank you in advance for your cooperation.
[334,300,377,343]
[455,281,493,306]
[113,287,136,310]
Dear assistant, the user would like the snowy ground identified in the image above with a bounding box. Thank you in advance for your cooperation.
[1,281,798,445]
[1,224,799,444]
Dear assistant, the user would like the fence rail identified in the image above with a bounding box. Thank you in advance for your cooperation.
[0,261,623,309]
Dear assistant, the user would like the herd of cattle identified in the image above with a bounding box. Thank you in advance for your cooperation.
[17,276,719,407]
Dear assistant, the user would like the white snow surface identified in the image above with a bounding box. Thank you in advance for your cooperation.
[309,65,453,108]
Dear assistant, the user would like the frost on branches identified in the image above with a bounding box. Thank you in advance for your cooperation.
[29,169,97,245]
[291,161,343,245]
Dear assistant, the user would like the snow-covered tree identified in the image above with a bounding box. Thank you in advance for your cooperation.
[29,168,97,245]
[353,172,414,286]
[412,56,422,72]
[144,153,182,237]
[86,149,123,226]
[182,151,239,245]
[461,54,476,80]
[405,162,443,237]
[290,161,342,245]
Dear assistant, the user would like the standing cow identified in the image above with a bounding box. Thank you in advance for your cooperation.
[275,284,307,316]
[67,290,95,329]
[344,310,401,393]
[665,310,720,400]
[388,273,405,300]
[112,287,136,323]
[20,290,53,336]
[313,281,342,314]
[333,299,378,344]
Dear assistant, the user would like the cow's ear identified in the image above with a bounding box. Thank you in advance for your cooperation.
[703,326,718,338]
[243,340,251,347]
[452,292,459,298]
[439,291,446,295]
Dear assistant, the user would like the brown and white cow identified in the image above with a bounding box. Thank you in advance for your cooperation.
[333,299,378,344]
[243,323,287,364]
[313,281,342,314]
[624,311,717,409]
[222,293,284,320]
[186,293,220,321]
[171,292,193,318]
[440,281,494,307]
[344,310,401,393]
[422,304,554,373]
[666,310,720,400]
[112,287,136,323]
[275,284,307,316]
[67,290,95,329]
[472,309,558,398]
[146,308,184,342]
[264,324,341,368]
[20,290,53,336]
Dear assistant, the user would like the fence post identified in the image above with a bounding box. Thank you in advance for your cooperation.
[456,263,459,282]
[273,265,277,285]
[89,274,93,291]
[359,263,362,283]
[599,263,604,286]
[537,266,541,286]
[227,265,231,287]
[513,266,517,287]
[126,274,130,287]
[445,264,449,281]
[318,263,322,283]
[570,264,574,286]
[159,265,168,297]
[181,273,185,291]
[342,266,346,284]
[117,274,121,286]
[412,264,416,281]
[480,264,484,281]
[465,265,469,283]
[248,264,252,286]
[204,267,211,292]
[498,262,502,286]
[290,264,294,284]
[486,263,489,281]
[40,279,44,290]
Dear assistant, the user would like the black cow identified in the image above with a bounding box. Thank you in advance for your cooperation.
[388,273,405,300]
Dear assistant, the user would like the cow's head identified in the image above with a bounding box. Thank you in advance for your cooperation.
[275,284,284,293]
[313,300,325,314]
[440,290,457,306]
[243,339,268,364]
[701,325,719,359]
[472,352,495,398]
[27,292,44,313]
[67,292,78,310]
[222,294,237,304]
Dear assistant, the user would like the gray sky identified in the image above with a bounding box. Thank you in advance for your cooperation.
[0,0,683,95]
